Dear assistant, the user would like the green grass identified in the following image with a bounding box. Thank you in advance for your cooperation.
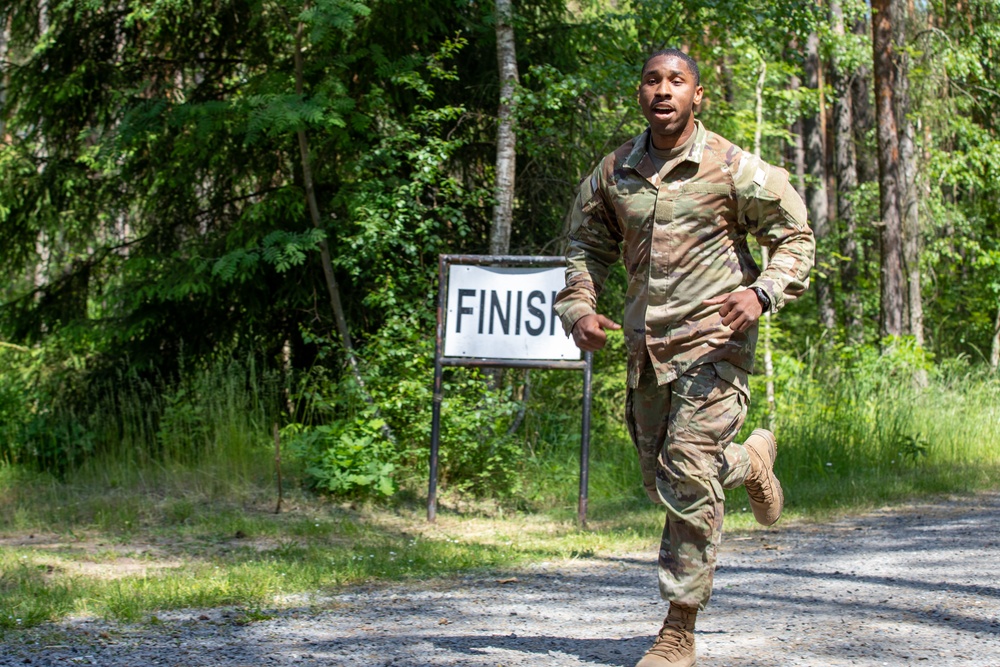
[0,471,663,634]
[1,455,996,634]
[765,347,1000,511]
[519,344,1000,517]
[1,344,999,634]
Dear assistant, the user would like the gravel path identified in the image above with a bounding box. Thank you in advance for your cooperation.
[4,493,999,667]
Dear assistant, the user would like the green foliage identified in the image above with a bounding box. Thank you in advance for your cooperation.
[0,333,97,471]
[287,410,397,497]
[0,340,283,491]
[715,338,1000,511]
[212,230,328,282]
[289,319,525,499]
[155,383,213,458]
[434,371,523,496]
[0,0,999,505]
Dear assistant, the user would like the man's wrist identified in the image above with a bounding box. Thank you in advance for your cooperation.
[559,302,596,337]
[751,286,771,313]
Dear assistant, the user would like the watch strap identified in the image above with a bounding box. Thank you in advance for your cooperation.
[752,286,771,312]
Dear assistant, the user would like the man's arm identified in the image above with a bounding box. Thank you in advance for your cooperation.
[703,152,814,331]
[554,165,623,349]
[734,153,815,314]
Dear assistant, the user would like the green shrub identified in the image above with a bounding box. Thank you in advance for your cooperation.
[290,320,525,499]
[287,410,397,497]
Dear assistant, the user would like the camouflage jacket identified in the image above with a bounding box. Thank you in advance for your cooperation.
[555,121,815,388]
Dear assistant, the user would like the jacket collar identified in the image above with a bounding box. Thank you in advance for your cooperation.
[624,120,707,182]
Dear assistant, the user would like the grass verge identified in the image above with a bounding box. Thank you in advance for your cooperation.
[2,345,999,634]
[2,459,998,637]
[0,473,665,635]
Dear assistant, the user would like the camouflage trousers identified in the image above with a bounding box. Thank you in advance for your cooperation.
[625,360,752,610]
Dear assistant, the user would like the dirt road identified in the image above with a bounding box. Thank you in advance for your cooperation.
[5,493,999,666]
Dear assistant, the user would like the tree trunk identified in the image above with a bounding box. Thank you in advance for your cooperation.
[294,19,395,444]
[0,14,10,142]
[294,22,354,361]
[804,31,837,333]
[788,72,807,201]
[38,0,49,34]
[484,0,519,388]
[893,0,924,347]
[489,0,518,255]
[872,0,906,338]
[282,338,295,417]
[852,17,878,186]
[754,59,776,429]
[721,53,736,106]
[830,0,863,343]
[991,301,1000,373]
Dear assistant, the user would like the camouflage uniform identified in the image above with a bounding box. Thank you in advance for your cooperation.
[555,120,814,610]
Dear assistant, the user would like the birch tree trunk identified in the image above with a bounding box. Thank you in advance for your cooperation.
[489,0,518,255]
[893,0,924,346]
[804,31,837,333]
[38,0,49,33]
[754,59,776,430]
[830,0,864,343]
[872,0,906,338]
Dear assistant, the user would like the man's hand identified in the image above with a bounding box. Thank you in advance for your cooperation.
[702,290,763,332]
[570,313,622,351]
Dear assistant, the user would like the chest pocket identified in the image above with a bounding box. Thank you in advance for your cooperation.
[673,182,735,229]
[610,178,657,232]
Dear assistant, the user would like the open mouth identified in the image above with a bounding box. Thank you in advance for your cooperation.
[652,105,675,119]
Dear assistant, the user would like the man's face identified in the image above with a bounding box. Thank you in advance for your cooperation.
[638,55,704,149]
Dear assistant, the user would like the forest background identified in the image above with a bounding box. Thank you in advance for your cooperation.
[1,0,999,521]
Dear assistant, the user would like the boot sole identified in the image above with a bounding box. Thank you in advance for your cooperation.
[746,429,782,526]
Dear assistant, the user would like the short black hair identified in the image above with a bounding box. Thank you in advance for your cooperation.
[641,48,700,86]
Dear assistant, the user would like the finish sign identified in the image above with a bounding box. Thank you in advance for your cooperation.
[443,265,579,360]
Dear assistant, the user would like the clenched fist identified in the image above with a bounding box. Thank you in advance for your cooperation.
[570,313,622,351]
[702,289,764,332]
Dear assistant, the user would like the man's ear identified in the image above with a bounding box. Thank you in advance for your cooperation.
[693,85,704,106]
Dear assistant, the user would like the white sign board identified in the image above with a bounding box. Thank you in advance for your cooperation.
[444,265,579,360]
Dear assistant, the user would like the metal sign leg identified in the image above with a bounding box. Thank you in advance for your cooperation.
[578,350,593,526]
[428,254,448,523]
[428,358,443,523]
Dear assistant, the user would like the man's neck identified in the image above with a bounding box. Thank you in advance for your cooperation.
[649,120,696,150]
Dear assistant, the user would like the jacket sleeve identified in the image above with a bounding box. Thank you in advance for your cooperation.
[732,152,815,313]
[554,162,622,334]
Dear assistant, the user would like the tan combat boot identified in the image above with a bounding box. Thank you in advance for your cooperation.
[743,428,784,526]
[635,602,697,667]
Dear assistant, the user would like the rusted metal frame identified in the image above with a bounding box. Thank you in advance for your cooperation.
[428,254,595,524]
[428,254,449,523]
[438,254,567,268]
[440,358,587,370]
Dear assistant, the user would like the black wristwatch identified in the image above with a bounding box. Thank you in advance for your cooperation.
[751,286,771,313]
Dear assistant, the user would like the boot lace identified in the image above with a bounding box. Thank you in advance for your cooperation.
[647,622,692,659]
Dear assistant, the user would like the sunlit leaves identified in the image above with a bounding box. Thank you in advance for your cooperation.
[300,0,371,42]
